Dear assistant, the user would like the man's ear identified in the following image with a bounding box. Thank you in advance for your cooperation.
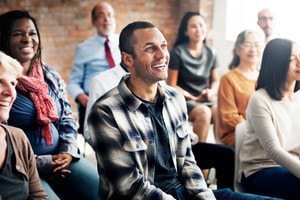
[122,52,134,68]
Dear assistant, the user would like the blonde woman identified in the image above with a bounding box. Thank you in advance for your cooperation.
[0,51,47,199]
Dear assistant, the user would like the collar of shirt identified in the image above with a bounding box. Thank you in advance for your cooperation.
[95,34,116,45]
[117,75,172,112]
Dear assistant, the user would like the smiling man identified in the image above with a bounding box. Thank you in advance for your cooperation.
[68,2,121,134]
[88,21,278,200]
[88,21,213,200]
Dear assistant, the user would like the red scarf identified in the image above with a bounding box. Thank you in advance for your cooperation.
[17,61,59,146]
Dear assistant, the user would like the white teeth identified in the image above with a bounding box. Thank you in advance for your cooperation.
[0,101,9,107]
[152,64,164,68]
[21,46,33,50]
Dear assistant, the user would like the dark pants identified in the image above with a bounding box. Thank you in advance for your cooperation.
[213,188,282,200]
[192,142,235,190]
[241,166,300,200]
[77,103,86,134]
[169,185,281,200]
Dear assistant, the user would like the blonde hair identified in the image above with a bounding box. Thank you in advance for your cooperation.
[0,51,23,78]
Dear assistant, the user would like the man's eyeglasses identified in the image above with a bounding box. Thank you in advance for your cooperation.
[258,16,273,22]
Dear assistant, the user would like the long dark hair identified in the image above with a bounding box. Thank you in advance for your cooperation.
[0,10,42,66]
[256,38,300,100]
[173,11,206,47]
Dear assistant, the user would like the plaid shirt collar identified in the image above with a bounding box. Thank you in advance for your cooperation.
[118,75,172,112]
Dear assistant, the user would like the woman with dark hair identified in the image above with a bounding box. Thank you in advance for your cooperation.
[166,11,236,190]
[217,30,263,146]
[0,10,98,200]
[167,12,219,142]
[239,38,300,199]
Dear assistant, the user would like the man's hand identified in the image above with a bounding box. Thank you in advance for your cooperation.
[77,93,89,107]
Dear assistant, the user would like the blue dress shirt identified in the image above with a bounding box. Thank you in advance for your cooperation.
[68,34,121,100]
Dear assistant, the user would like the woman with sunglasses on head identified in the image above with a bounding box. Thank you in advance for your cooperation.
[0,10,98,200]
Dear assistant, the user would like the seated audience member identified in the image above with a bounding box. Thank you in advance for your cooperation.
[68,2,121,134]
[166,11,235,189]
[83,62,128,144]
[167,12,219,142]
[0,10,98,200]
[84,60,234,189]
[240,38,300,199]
[218,30,264,146]
[257,8,275,43]
[88,20,280,200]
[0,52,47,199]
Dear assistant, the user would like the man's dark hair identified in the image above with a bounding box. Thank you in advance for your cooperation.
[0,10,42,65]
[119,21,155,58]
[256,38,300,100]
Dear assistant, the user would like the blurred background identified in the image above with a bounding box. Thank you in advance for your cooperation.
[1,0,298,109]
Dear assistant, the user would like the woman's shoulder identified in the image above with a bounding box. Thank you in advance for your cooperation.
[42,63,63,80]
[171,43,188,53]
[249,89,270,107]
[1,124,28,144]
[203,44,217,56]
[253,89,269,98]
[222,69,253,82]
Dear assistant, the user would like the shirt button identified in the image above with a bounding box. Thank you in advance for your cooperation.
[16,165,20,170]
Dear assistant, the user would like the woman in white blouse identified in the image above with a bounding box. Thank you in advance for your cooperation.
[240,38,300,200]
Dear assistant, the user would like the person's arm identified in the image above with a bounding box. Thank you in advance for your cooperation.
[218,75,245,131]
[88,103,175,200]
[44,64,79,159]
[208,68,219,97]
[35,154,53,177]
[167,69,197,101]
[27,149,48,199]
[248,93,300,178]
[67,46,86,102]
[11,128,47,199]
[202,49,220,102]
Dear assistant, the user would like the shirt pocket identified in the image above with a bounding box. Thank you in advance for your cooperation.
[176,123,189,138]
[123,137,148,152]
[175,124,189,160]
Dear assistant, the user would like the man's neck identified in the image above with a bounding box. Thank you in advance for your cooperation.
[126,77,158,102]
